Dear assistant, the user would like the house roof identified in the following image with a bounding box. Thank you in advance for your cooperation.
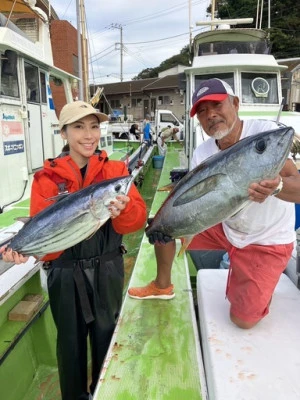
[144,75,179,90]
[96,74,180,96]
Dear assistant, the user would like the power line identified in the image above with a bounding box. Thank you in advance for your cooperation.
[91,0,207,37]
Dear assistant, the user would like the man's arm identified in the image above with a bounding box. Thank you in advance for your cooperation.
[248,159,300,204]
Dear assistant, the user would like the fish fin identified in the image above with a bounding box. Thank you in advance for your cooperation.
[157,183,176,192]
[177,236,194,257]
[173,173,225,207]
[228,200,251,218]
[15,217,31,224]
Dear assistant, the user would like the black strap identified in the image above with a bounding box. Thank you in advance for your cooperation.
[73,263,95,324]
[44,247,124,324]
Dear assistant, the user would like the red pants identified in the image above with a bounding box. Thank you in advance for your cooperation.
[188,224,294,322]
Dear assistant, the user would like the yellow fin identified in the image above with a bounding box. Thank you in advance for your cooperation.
[177,236,194,257]
[157,183,176,192]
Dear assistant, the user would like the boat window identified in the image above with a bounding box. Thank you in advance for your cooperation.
[241,73,278,104]
[195,74,235,94]
[100,137,106,148]
[25,62,40,103]
[198,40,270,56]
[0,50,19,98]
[40,72,47,104]
[107,136,112,146]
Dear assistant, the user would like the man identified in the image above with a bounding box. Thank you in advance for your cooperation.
[128,78,300,329]
[157,126,180,156]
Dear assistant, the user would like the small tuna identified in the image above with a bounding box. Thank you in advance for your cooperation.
[8,175,133,258]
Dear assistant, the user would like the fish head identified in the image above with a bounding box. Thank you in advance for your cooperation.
[92,175,133,209]
[227,126,294,184]
[113,175,133,196]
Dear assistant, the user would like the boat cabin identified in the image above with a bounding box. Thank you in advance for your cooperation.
[184,25,300,167]
[0,3,113,211]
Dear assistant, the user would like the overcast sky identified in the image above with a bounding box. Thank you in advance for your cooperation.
[49,0,211,84]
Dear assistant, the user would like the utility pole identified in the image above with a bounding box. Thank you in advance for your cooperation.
[76,0,89,101]
[111,23,123,82]
[80,0,89,102]
[76,0,83,100]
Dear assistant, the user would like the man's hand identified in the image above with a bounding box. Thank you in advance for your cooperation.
[248,175,282,203]
[148,231,175,245]
[146,218,174,245]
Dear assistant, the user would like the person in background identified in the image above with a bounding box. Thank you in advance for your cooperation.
[157,126,180,156]
[128,78,300,330]
[129,123,140,140]
[143,114,152,146]
[1,101,147,400]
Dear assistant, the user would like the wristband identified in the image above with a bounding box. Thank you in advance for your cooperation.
[272,177,283,196]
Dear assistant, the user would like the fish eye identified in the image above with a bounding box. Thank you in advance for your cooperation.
[115,184,121,191]
[255,138,266,153]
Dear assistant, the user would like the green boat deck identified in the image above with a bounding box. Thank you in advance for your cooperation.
[94,147,207,399]
[0,144,206,399]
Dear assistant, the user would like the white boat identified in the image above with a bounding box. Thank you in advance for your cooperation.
[184,20,300,165]
[0,1,115,210]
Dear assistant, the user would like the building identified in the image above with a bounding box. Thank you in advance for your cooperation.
[50,20,79,115]
[90,71,186,122]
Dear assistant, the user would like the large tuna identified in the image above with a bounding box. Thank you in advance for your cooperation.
[146,127,294,253]
[8,175,133,258]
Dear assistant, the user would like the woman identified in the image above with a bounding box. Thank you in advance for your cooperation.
[1,101,147,400]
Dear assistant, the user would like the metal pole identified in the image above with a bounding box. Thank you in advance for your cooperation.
[76,0,83,100]
[189,0,192,56]
[259,0,264,29]
[211,0,215,30]
[268,0,271,29]
[256,0,260,29]
[80,0,89,101]
[120,25,123,82]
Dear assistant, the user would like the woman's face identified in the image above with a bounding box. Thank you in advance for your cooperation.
[61,114,100,167]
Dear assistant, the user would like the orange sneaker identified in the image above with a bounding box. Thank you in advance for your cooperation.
[128,281,175,300]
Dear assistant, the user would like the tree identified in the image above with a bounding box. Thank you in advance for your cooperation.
[133,45,190,80]
[215,0,300,58]
[134,1,300,79]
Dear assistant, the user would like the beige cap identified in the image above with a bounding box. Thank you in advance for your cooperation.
[59,101,108,129]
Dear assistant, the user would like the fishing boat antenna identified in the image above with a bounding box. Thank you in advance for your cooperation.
[196,18,253,28]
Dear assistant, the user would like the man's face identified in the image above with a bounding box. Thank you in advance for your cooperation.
[195,96,239,140]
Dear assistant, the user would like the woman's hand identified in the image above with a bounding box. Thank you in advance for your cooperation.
[109,195,130,219]
[0,245,29,264]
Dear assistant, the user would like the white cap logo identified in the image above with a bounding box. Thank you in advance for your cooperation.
[196,86,209,97]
